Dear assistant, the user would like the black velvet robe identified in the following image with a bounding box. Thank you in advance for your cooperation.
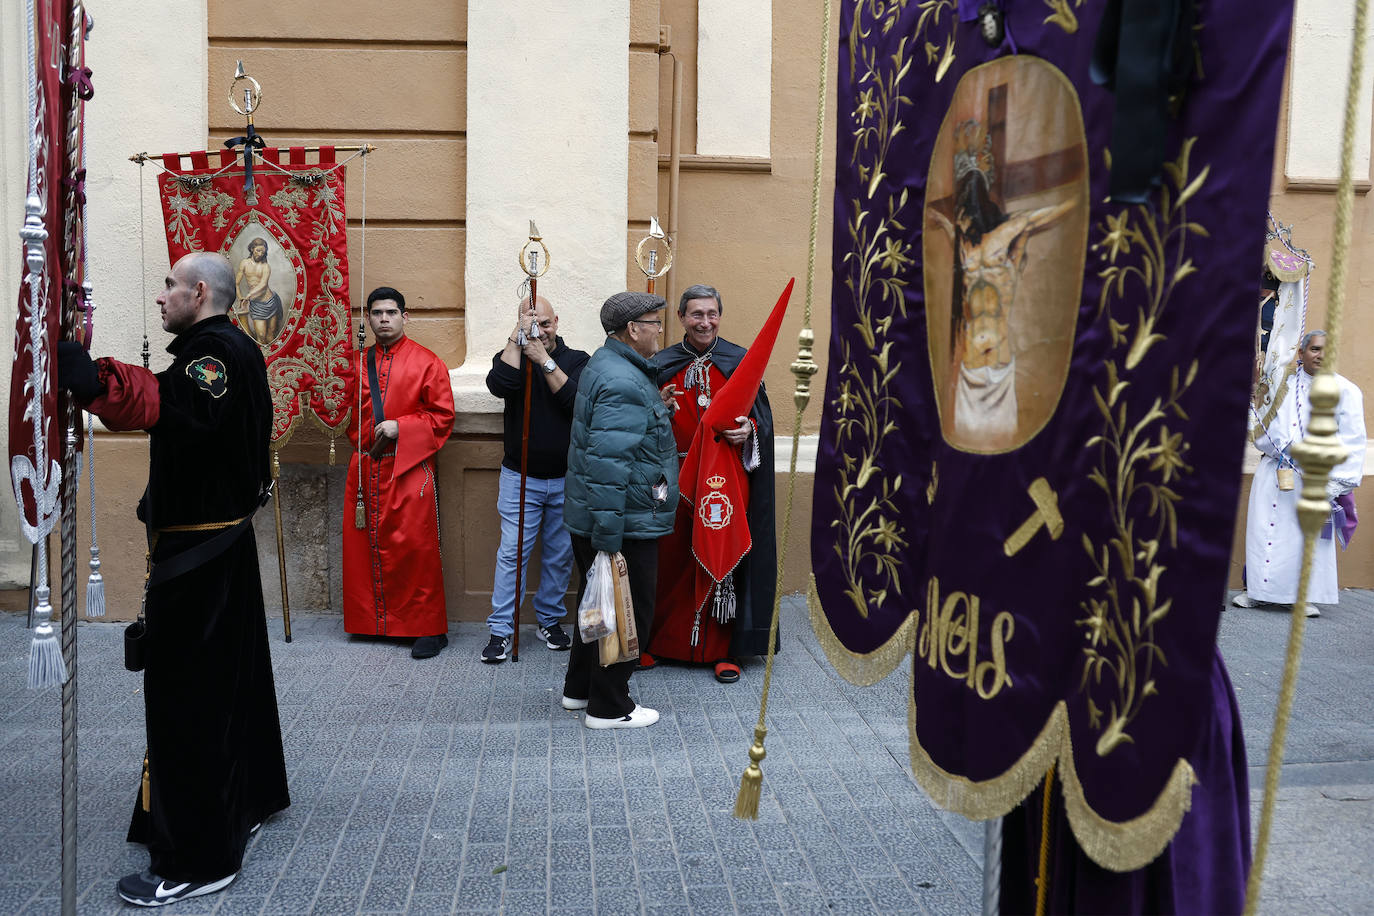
[97,315,289,882]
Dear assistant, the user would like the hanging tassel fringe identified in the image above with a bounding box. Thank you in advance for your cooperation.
[85,565,105,617]
[354,498,365,529]
[86,414,105,616]
[28,586,68,689]
[733,725,768,819]
[712,576,736,624]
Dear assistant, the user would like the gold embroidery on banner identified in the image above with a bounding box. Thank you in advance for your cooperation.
[915,576,1014,699]
[832,3,913,619]
[1043,0,1084,33]
[808,576,914,686]
[1078,139,1207,755]
[913,1,958,82]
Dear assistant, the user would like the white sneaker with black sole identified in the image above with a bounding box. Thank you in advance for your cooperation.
[561,694,589,710]
[584,704,659,729]
[117,869,237,907]
[481,634,511,663]
[537,623,572,650]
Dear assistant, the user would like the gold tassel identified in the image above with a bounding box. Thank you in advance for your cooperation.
[141,752,151,812]
[733,726,768,819]
[329,438,336,466]
[354,498,365,529]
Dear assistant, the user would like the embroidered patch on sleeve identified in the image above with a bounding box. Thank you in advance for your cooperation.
[186,356,229,399]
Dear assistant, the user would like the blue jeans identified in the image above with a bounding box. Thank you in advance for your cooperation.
[487,466,574,636]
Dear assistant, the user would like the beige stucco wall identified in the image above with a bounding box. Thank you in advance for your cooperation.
[14,2,1374,617]
[455,0,632,415]
[1286,0,1374,183]
[696,0,771,158]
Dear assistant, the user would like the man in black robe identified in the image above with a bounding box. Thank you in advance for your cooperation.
[58,251,289,907]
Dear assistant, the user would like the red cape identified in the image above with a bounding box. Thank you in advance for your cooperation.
[678,278,794,583]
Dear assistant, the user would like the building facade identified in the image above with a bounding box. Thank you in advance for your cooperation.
[1,0,1371,617]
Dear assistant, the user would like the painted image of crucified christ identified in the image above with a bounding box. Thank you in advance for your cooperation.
[922,58,1089,453]
[928,146,1076,445]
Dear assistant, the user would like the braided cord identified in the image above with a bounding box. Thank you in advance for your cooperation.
[1244,1,1367,911]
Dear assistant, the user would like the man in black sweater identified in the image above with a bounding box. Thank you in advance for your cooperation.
[482,295,591,662]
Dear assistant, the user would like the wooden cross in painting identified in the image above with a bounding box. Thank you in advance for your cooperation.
[927,82,1086,220]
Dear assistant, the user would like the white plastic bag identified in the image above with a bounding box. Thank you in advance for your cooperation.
[578,550,617,642]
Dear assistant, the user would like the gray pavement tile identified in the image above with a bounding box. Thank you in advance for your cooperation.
[685,884,736,914]
[404,892,456,915]
[678,853,725,888]
[645,906,693,916]
[638,868,688,906]
[548,870,593,899]
[588,894,646,916]
[498,888,547,913]
[590,855,636,890]
[734,902,785,916]
[917,890,977,916]
[454,873,504,909]
[214,894,269,915]
[311,893,362,915]
[361,875,413,911]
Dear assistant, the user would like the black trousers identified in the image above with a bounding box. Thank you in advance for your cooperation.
[563,535,658,718]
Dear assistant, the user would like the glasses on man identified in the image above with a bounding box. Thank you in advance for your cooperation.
[631,318,663,328]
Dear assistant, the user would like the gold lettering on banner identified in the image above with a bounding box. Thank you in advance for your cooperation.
[916,577,1014,699]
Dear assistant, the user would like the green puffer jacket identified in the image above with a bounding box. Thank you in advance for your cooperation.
[564,337,679,552]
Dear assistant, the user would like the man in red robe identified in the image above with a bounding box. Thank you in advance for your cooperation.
[645,283,777,683]
[343,286,456,657]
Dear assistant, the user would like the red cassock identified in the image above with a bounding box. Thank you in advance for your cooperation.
[649,279,794,663]
[342,335,455,636]
[648,359,749,662]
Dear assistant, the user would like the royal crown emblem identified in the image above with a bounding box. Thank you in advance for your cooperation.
[706,474,726,489]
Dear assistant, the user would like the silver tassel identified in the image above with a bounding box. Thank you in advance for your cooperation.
[85,412,104,617]
[712,576,736,625]
[29,582,66,688]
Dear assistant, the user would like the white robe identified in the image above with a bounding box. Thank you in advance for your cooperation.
[1245,369,1366,604]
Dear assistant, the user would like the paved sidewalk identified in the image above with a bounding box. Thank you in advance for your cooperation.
[0,589,1370,914]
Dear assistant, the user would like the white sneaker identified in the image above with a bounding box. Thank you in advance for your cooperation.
[1232,593,1258,608]
[561,694,588,710]
[584,704,659,729]
[1304,604,1321,618]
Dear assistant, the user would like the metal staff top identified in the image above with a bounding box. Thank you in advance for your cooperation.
[516,221,548,345]
[635,216,673,292]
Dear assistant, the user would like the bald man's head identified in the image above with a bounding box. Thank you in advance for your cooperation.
[523,294,559,343]
[180,252,236,313]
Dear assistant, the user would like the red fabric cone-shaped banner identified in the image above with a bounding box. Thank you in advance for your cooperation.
[680,277,794,583]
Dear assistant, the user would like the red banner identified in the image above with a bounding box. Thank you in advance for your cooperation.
[8,0,79,538]
[157,148,355,449]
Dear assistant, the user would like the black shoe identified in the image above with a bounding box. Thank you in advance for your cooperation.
[537,622,572,650]
[117,869,236,907]
[411,634,449,659]
[481,634,510,663]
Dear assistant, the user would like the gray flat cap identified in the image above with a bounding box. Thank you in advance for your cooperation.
[600,290,666,332]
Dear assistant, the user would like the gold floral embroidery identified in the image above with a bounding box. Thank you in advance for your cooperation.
[1078,139,1207,755]
[1043,0,1084,33]
[831,7,914,618]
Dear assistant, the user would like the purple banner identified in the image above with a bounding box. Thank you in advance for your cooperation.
[811,0,1293,868]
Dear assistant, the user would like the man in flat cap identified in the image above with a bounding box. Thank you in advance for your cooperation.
[560,291,679,728]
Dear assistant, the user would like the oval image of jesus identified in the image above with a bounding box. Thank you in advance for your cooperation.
[923,56,1088,453]
[226,229,292,349]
